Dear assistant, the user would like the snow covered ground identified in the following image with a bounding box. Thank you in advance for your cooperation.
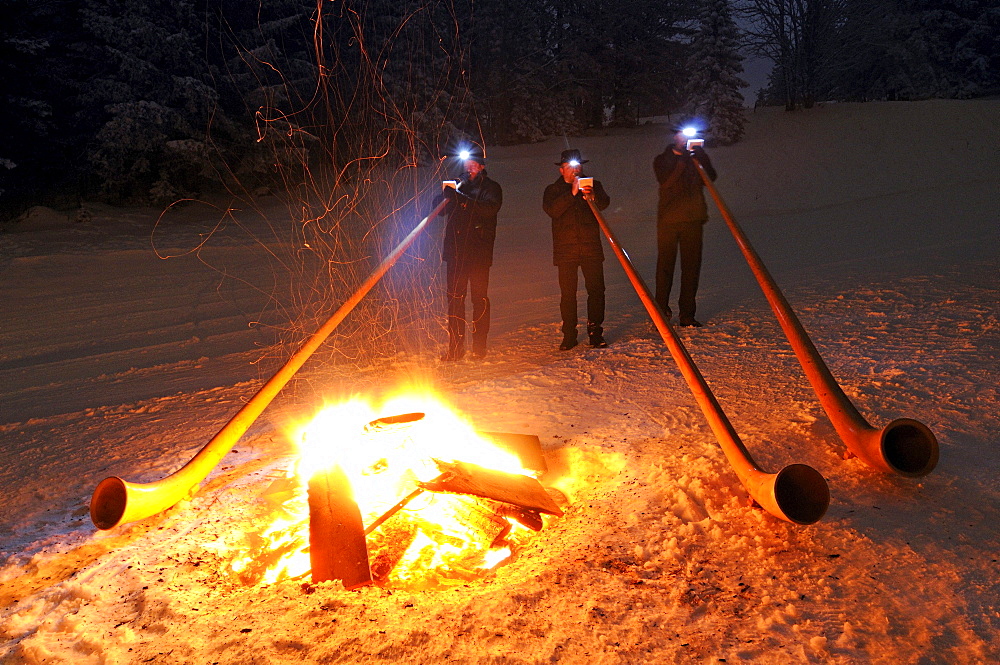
[1,99,998,663]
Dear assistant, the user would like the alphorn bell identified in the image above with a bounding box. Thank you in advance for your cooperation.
[90,198,450,530]
[691,156,938,477]
[585,198,829,525]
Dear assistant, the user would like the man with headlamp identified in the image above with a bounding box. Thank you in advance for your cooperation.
[653,123,717,327]
[543,148,611,350]
[438,147,503,361]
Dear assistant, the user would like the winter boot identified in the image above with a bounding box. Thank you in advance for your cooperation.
[588,323,608,348]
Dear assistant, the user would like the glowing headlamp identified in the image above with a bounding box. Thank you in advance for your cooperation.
[458,149,472,161]
[568,159,581,167]
[681,126,699,137]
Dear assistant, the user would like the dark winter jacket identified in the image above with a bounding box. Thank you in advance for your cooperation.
[542,175,610,265]
[653,146,717,228]
[440,171,503,266]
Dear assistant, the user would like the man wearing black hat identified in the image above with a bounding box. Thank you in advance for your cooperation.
[543,148,611,350]
[439,149,503,361]
[653,124,717,327]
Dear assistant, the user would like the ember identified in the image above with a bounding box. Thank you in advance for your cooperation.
[231,392,563,589]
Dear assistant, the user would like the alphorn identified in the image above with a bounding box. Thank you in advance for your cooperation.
[90,197,449,530]
[586,198,829,525]
[691,157,938,477]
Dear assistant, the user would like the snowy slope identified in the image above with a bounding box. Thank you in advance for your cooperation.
[1,100,998,664]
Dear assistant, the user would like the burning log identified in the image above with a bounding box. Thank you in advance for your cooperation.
[419,460,563,517]
[433,494,513,548]
[300,410,563,587]
[308,464,373,589]
[304,413,562,586]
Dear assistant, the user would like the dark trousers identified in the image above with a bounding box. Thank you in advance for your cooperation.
[655,224,703,320]
[557,260,605,339]
[446,260,491,354]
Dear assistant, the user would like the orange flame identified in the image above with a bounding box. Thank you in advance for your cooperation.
[229,389,543,588]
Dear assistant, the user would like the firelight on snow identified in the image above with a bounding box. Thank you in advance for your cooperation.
[2,100,993,664]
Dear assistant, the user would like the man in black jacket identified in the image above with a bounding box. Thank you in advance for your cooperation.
[653,124,717,327]
[542,149,611,350]
[440,150,503,360]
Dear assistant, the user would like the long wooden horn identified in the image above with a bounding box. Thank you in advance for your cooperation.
[691,157,938,477]
[586,199,829,525]
[90,198,449,529]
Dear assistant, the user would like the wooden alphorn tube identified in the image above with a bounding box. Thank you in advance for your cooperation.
[692,157,938,477]
[90,198,449,530]
[586,198,829,525]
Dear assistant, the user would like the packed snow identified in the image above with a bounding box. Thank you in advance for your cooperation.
[2,99,998,664]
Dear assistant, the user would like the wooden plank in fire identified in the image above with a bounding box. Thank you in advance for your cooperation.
[420,460,564,516]
[308,464,373,589]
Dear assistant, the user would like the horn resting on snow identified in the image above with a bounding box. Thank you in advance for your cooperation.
[586,198,829,525]
[690,156,938,477]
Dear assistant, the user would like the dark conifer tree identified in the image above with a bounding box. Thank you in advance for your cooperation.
[0,0,95,214]
[206,0,323,196]
[467,0,579,142]
[900,0,1000,98]
[749,0,999,104]
[464,0,694,142]
[596,0,695,126]
[351,0,470,164]
[76,0,215,202]
[685,0,747,145]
